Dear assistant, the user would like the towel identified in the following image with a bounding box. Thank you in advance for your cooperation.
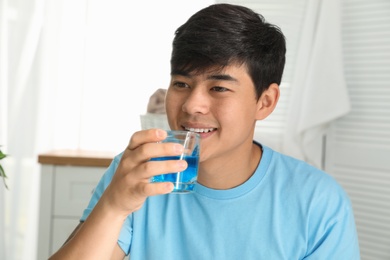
[283,0,350,168]
[147,88,167,114]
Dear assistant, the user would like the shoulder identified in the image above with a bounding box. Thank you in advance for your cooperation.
[103,152,123,178]
[264,145,338,183]
[256,144,359,259]
[261,143,353,220]
[91,152,124,191]
[262,145,350,207]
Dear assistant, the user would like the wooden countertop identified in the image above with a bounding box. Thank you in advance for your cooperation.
[38,150,116,167]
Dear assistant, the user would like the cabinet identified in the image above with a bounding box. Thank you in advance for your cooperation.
[37,150,114,259]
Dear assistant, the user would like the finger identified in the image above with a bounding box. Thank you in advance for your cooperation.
[137,159,188,179]
[137,181,174,197]
[128,129,167,150]
[131,142,184,163]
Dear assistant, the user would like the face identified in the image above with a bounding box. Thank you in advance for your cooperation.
[165,64,265,165]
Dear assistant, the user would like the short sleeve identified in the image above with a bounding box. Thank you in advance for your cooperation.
[304,184,360,259]
[80,153,122,221]
[118,214,133,255]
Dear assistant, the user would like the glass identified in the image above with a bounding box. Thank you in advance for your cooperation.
[150,130,200,193]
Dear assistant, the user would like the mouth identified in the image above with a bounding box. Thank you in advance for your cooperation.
[183,126,217,134]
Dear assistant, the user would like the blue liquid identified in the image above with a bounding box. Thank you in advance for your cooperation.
[150,155,199,193]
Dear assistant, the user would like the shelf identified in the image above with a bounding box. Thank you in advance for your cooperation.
[38,149,116,167]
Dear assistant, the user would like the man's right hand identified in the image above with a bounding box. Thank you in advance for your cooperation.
[101,128,187,217]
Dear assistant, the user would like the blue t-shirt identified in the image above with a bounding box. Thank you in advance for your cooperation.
[81,143,360,259]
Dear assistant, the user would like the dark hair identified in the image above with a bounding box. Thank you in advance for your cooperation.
[171,3,286,99]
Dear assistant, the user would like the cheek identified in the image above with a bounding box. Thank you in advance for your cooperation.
[218,100,257,120]
[216,101,258,135]
[165,93,186,129]
[165,94,178,113]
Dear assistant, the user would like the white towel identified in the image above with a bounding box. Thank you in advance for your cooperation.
[283,0,350,168]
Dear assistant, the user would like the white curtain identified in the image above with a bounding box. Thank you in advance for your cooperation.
[1,0,45,259]
[1,1,212,259]
[0,0,7,255]
[283,0,350,168]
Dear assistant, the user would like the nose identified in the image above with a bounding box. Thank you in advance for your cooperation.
[182,88,210,115]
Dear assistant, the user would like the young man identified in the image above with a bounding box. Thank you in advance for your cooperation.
[50,4,360,259]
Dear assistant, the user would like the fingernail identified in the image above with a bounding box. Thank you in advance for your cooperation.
[165,182,174,192]
[174,144,184,153]
[177,160,187,169]
[156,129,166,139]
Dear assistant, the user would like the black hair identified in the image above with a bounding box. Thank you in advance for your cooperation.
[171,3,286,99]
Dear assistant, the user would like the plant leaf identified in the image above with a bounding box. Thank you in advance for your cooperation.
[0,150,6,160]
[0,164,7,178]
[0,164,8,189]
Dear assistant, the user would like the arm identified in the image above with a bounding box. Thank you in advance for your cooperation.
[49,129,187,260]
[50,221,126,260]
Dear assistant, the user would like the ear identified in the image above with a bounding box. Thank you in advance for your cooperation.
[255,83,280,120]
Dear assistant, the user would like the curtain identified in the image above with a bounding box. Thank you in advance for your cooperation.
[282,0,350,168]
[1,0,46,259]
[0,0,8,256]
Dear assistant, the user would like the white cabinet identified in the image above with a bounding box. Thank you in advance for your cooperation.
[51,218,81,256]
[37,150,114,260]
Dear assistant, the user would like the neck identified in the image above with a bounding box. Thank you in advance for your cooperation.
[197,142,262,190]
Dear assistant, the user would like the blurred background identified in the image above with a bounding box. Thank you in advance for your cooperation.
[0,0,389,259]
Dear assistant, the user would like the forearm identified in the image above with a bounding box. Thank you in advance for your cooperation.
[49,197,127,260]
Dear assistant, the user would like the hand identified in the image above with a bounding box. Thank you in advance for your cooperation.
[101,129,187,216]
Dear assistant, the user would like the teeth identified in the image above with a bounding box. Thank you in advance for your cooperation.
[185,127,215,133]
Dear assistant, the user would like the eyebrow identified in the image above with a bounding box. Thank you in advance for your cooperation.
[207,74,238,82]
[171,71,238,82]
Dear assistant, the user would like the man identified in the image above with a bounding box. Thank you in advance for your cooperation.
[50,3,360,259]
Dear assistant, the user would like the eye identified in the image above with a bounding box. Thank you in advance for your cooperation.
[172,81,189,89]
[211,86,229,92]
